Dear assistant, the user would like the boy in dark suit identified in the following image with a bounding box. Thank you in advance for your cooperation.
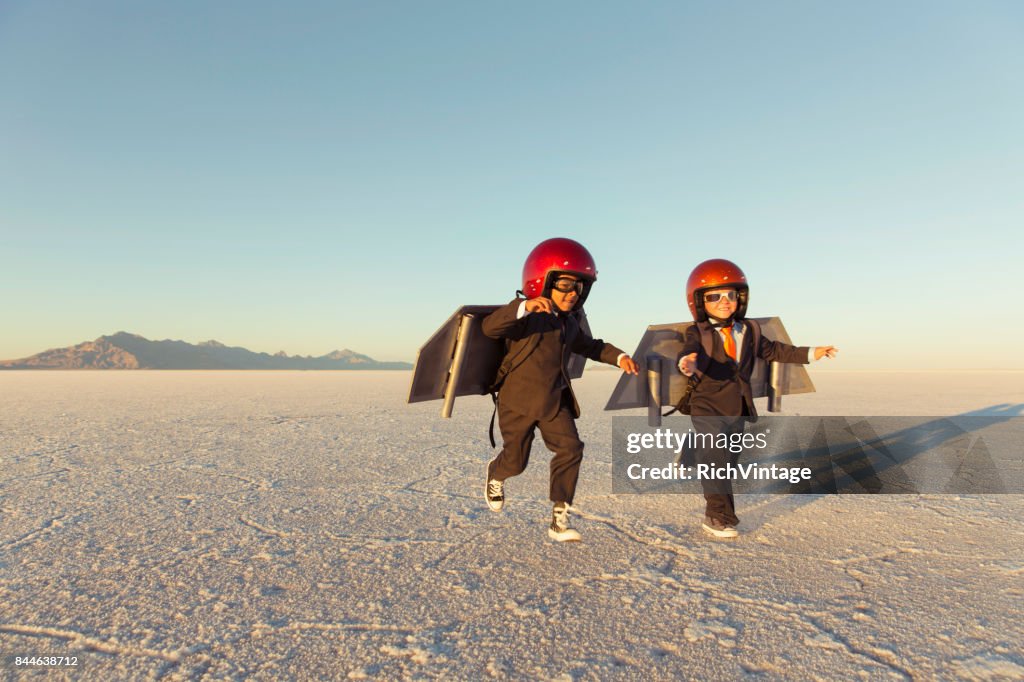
[483,238,638,542]
[678,259,837,538]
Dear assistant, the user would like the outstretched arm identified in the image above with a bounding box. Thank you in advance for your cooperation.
[571,329,637,374]
[812,346,839,361]
[758,335,812,365]
[758,334,839,364]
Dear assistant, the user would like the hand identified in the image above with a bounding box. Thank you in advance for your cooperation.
[524,297,555,315]
[618,355,639,375]
[679,352,697,376]
[814,346,839,361]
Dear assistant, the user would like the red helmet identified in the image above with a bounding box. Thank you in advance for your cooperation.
[521,238,598,306]
[685,258,749,322]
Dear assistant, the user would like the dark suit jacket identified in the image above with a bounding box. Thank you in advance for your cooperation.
[680,320,809,420]
[482,299,625,421]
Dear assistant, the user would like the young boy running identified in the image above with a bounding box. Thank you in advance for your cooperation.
[483,238,638,542]
[679,259,838,538]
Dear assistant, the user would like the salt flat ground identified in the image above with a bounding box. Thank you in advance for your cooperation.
[1,371,1022,681]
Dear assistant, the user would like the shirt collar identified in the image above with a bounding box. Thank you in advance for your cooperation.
[708,317,743,332]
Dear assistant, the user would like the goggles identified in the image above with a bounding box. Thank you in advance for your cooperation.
[552,277,584,294]
[703,290,738,303]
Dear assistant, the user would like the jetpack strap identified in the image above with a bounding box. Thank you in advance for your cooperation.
[746,318,761,353]
[664,323,713,417]
[488,392,499,448]
[699,324,715,365]
[663,374,700,417]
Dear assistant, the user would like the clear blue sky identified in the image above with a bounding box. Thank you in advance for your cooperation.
[2,1,1022,369]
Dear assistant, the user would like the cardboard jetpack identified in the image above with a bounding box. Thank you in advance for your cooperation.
[408,305,591,417]
[605,317,816,426]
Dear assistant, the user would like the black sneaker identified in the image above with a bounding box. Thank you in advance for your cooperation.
[486,474,505,512]
[701,516,738,538]
[548,503,581,542]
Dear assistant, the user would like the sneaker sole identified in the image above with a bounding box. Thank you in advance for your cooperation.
[701,523,738,539]
[548,528,581,542]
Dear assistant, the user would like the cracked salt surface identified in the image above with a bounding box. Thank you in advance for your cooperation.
[1,370,1022,680]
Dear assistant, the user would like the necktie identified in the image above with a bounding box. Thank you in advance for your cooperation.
[721,325,736,360]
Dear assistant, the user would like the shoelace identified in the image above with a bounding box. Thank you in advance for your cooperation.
[487,480,503,498]
[553,504,571,529]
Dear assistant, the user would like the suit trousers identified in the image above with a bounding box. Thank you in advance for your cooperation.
[692,414,746,526]
[488,391,584,505]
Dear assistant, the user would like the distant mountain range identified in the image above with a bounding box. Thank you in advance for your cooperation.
[0,333,412,370]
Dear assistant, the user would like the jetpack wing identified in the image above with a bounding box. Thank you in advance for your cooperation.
[408,304,592,417]
[604,317,815,423]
